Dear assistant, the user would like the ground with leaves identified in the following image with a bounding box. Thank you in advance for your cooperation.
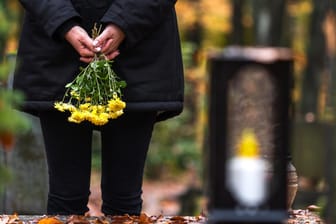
[87,171,325,224]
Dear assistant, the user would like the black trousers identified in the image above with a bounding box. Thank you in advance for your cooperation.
[39,110,157,215]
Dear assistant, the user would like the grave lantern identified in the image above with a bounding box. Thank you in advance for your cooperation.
[206,46,294,224]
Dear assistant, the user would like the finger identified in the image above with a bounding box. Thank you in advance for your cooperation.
[94,27,110,43]
[94,45,102,53]
[93,38,106,53]
[71,26,95,52]
[105,50,120,60]
[80,56,94,63]
[77,46,95,58]
[80,36,95,52]
[93,32,108,51]
[101,38,116,54]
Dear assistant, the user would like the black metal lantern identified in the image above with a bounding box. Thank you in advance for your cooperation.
[206,46,294,224]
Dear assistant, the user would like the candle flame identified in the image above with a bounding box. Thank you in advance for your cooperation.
[237,129,260,157]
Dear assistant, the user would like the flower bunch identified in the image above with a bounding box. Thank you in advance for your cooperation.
[54,25,126,126]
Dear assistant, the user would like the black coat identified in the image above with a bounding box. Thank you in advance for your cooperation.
[14,0,184,121]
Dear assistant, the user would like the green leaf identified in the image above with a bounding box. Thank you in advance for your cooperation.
[65,82,72,88]
[118,81,127,88]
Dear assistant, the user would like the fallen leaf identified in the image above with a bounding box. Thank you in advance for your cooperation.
[38,217,63,224]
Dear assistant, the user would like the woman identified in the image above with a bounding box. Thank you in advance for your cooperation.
[14,0,184,216]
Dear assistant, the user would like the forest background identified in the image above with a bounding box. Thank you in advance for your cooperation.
[0,0,336,222]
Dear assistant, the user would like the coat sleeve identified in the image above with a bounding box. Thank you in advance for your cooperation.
[18,0,81,38]
[100,0,177,48]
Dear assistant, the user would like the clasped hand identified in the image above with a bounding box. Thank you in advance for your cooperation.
[65,24,125,63]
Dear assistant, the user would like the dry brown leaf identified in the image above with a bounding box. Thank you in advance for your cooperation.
[66,215,90,224]
[0,214,20,224]
[37,217,63,224]
[91,217,109,224]
[0,132,15,152]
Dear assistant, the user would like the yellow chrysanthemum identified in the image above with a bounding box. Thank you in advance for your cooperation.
[109,112,118,119]
[68,110,85,123]
[115,110,124,117]
[63,103,76,112]
[97,105,106,113]
[99,112,109,120]
[54,102,65,112]
[79,103,91,111]
[109,110,124,119]
[70,91,80,99]
[90,113,108,126]
[54,32,126,126]
[68,115,81,123]
[108,98,126,112]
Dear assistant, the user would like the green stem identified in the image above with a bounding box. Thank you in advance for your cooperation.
[92,58,102,104]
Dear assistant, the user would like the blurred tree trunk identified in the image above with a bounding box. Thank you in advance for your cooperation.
[300,0,328,117]
[184,0,202,67]
[327,0,336,115]
[251,0,287,46]
[325,1,336,223]
[229,0,289,46]
[0,1,8,57]
[230,0,244,45]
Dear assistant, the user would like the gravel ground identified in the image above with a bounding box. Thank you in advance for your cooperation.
[287,209,325,224]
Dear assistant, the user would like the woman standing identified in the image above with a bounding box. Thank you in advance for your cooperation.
[14,0,184,216]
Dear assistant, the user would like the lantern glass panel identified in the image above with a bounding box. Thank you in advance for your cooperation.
[226,65,276,209]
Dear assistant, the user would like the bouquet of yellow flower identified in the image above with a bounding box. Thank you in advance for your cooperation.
[54,25,126,126]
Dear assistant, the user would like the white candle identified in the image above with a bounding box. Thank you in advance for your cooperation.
[227,129,268,207]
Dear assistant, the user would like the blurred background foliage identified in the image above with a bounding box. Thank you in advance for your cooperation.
[0,0,336,219]
[150,0,336,218]
[0,0,29,194]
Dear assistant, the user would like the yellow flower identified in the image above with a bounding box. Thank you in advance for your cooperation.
[68,110,85,123]
[99,112,109,120]
[108,112,117,119]
[115,110,124,117]
[90,113,108,126]
[79,103,91,111]
[97,105,106,113]
[108,98,126,112]
[54,102,65,112]
[70,91,80,99]
[68,117,81,123]
[63,103,76,112]
[85,113,94,123]
[53,28,126,126]
[109,110,123,119]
